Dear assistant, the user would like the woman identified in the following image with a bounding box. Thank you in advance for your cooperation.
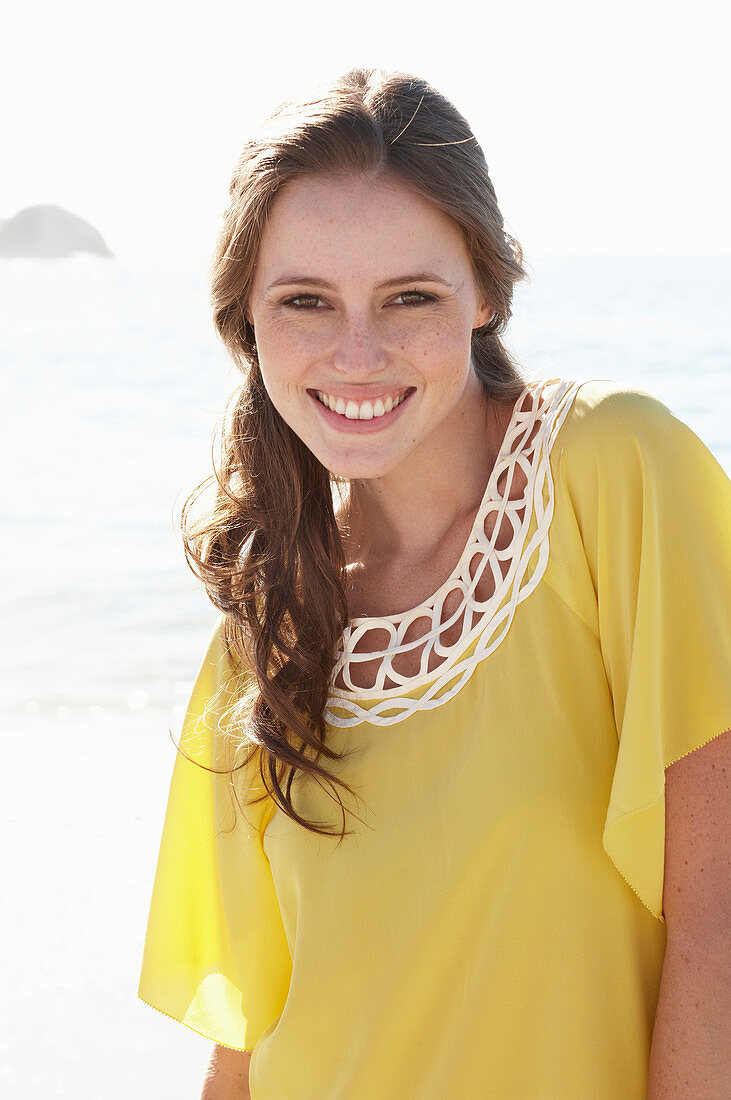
[138,68,730,1098]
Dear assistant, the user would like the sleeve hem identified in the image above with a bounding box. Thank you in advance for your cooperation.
[137,991,255,1053]
[603,792,666,923]
[665,724,731,770]
[603,725,731,924]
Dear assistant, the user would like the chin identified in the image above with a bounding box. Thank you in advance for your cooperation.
[317,449,398,481]
[326,460,393,481]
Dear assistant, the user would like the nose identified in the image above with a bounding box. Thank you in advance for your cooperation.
[331,313,387,378]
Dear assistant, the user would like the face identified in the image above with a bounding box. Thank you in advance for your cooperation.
[245,171,493,480]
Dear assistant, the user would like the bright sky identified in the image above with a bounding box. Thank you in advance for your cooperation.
[3,0,728,262]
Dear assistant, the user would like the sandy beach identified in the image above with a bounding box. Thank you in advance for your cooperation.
[2,712,215,1098]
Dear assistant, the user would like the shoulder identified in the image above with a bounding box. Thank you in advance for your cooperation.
[546,377,731,577]
[192,614,250,697]
[178,615,270,828]
[555,377,684,457]
[179,614,256,757]
[550,377,725,494]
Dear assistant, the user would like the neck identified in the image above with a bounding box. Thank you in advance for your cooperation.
[340,374,515,567]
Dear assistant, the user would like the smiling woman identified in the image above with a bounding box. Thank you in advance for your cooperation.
[138,67,731,1099]
[170,68,527,837]
[245,171,495,469]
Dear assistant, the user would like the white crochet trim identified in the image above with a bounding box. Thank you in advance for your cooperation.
[324,377,587,728]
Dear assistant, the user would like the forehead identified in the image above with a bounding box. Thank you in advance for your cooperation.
[254,172,470,286]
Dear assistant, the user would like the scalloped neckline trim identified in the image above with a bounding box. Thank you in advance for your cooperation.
[326,376,586,727]
[346,392,530,629]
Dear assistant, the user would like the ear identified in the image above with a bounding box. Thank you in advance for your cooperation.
[473,301,493,329]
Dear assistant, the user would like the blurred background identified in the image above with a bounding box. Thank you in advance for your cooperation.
[1,1,729,1096]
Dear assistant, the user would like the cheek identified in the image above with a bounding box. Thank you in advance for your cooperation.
[258,323,324,379]
[258,361,301,415]
[256,327,311,399]
[405,315,472,371]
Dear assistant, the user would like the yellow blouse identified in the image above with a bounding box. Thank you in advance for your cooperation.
[138,377,731,1098]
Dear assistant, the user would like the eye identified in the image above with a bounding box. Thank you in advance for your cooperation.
[281,289,437,312]
[282,294,325,310]
[393,290,436,307]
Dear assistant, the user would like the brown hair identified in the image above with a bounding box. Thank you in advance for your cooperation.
[181,66,529,836]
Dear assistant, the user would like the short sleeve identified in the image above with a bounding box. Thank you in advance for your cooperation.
[137,616,292,1050]
[558,382,731,921]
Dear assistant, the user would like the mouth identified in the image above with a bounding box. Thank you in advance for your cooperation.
[309,387,414,422]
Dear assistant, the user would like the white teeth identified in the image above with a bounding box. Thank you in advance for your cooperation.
[317,390,408,419]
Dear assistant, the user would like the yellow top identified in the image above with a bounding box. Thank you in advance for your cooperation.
[138,377,731,1098]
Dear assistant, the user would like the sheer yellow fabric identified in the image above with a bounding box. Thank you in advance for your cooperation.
[555,382,731,919]
[139,379,731,1096]
[137,624,291,1051]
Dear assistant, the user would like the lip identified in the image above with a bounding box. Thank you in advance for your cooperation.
[308,387,415,433]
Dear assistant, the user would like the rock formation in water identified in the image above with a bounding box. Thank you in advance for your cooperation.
[0,205,113,259]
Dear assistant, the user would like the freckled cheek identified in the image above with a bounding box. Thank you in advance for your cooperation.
[269,325,331,367]
[408,321,470,369]
[374,322,446,366]
[259,364,308,413]
[257,329,316,399]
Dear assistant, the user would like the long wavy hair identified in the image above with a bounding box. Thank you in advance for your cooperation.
[182,66,529,837]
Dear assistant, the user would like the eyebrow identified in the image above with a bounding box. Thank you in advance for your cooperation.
[265,271,454,292]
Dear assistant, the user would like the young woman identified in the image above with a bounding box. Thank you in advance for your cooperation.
[138,68,730,1098]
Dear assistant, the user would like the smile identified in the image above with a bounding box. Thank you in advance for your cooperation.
[314,389,411,420]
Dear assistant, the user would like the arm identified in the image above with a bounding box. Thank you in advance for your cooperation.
[201,1045,252,1100]
[647,729,731,1098]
